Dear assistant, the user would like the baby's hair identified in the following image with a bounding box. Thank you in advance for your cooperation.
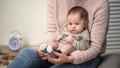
[67,6,88,21]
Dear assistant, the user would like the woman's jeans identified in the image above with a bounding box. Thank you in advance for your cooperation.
[7,48,102,68]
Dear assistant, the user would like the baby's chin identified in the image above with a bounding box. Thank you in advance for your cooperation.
[70,31,80,34]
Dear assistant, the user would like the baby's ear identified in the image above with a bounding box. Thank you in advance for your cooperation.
[84,20,88,28]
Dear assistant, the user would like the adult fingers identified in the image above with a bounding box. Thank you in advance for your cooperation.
[53,51,63,57]
[47,52,64,64]
[47,53,57,64]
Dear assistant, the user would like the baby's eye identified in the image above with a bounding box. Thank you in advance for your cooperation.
[69,23,72,25]
[75,23,80,25]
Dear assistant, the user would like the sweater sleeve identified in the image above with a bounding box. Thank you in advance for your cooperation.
[70,0,109,64]
[43,0,57,42]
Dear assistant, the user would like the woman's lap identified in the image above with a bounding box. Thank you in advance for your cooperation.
[7,48,54,68]
[7,48,102,68]
[51,54,102,68]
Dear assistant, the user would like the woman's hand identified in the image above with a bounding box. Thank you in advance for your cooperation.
[47,51,74,64]
[37,43,48,60]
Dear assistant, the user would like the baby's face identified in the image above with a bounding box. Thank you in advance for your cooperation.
[67,13,86,34]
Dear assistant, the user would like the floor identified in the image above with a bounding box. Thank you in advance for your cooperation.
[0,46,19,68]
[0,45,37,68]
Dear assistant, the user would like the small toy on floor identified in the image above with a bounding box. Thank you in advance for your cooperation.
[0,53,17,66]
[8,53,16,60]
[2,55,9,60]
[1,55,9,65]
[2,60,9,65]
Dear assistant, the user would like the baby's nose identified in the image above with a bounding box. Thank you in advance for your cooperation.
[71,25,75,28]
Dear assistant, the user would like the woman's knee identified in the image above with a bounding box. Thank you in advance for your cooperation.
[16,48,39,61]
[20,48,35,53]
[7,48,40,68]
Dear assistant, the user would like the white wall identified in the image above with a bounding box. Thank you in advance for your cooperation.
[0,0,47,46]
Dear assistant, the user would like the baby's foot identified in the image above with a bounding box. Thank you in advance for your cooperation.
[39,43,48,53]
[47,46,57,58]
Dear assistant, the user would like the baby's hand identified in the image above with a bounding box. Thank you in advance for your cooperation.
[56,35,63,42]
[66,35,73,44]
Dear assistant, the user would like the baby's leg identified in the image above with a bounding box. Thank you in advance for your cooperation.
[60,44,75,55]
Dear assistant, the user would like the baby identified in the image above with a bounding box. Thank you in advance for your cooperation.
[40,6,90,58]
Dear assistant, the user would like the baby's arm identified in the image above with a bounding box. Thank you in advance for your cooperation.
[56,34,63,42]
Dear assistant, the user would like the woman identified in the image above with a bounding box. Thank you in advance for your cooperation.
[7,0,109,68]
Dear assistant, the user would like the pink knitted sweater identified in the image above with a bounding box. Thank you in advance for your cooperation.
[44,0,109,64]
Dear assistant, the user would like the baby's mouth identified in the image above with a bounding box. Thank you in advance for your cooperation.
[71,30,76,31]
[71,30,76,33]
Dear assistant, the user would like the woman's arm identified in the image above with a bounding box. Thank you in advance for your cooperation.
[37,0,57,60]
[44,0,57,42]
[70,0,109,64]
